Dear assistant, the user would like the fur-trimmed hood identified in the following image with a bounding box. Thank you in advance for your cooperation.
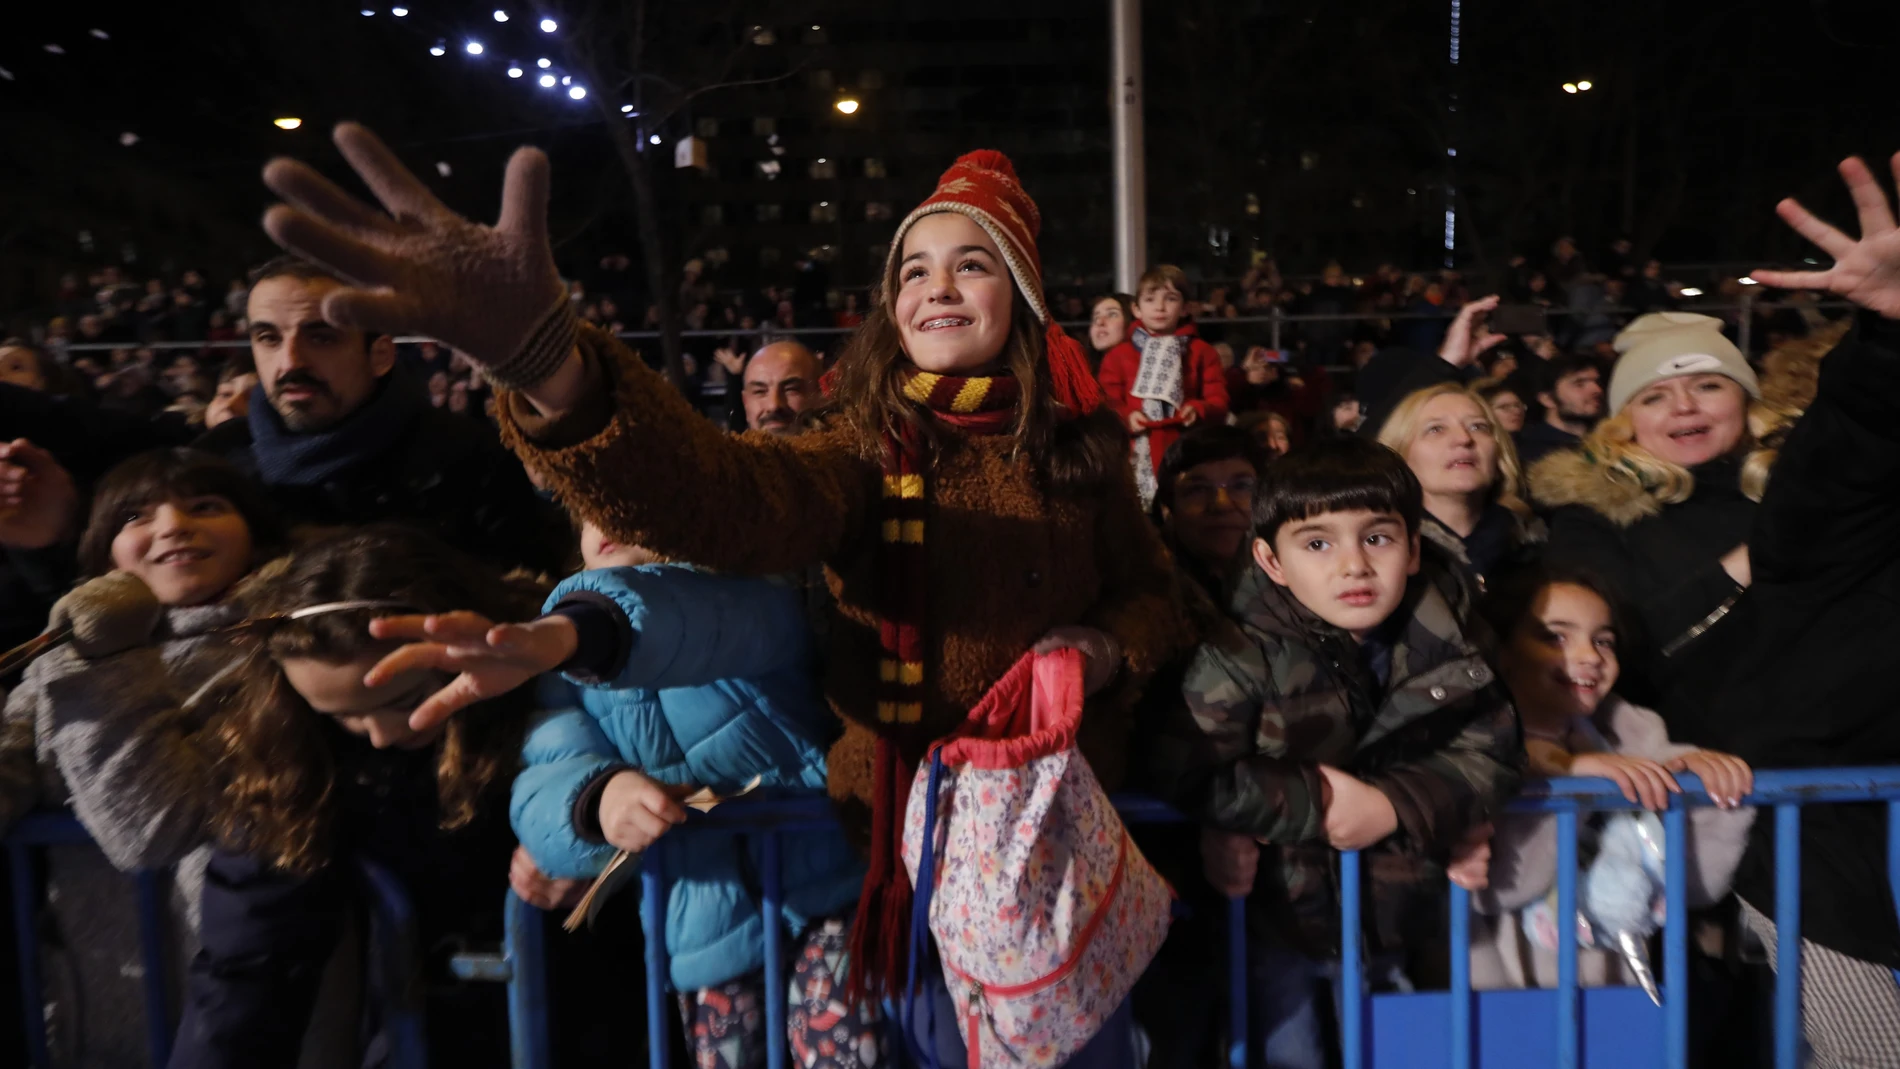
[1528,448,1663,528]
[1529,324,1835,528]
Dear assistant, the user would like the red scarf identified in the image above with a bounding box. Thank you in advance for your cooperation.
[847,326,1100,1001]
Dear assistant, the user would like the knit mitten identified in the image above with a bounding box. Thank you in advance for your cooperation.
[49,572,164,659]
[260,122,577,391]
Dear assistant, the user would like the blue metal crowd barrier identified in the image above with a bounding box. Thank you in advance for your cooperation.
[9,768,1899,1069]
[1,815,521,1069]
[606,769,1900,1069]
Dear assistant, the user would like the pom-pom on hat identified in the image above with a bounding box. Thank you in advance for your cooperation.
[1608,312,1760,415]
[881,150,1099,416]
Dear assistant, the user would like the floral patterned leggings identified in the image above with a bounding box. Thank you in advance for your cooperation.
[679,918,884,1069]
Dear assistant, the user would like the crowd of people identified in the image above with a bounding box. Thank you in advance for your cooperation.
[0,124,1896,1069]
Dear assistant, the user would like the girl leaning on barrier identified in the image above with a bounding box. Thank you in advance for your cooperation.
[254,124,1192,1064]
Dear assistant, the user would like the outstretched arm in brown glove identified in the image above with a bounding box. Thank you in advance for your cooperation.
[260,123,589,416]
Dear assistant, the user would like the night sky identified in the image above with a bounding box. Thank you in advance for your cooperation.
[5,0,1900,309]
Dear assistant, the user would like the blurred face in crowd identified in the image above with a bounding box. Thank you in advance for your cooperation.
[579,520,662,570]
[1498,582,1619,723]
[1488,390,1529,434]
[109,494,254,606]
[1258,414,1293,457]
[247,274,396,432]
[742,342,819,436]
[1163,457,1258,570]
[205,373,257,430]
[1545,367,1604,425]
[1626,373,1747,468]
[0,346,46,391]
[1257,509,1420,642]
[1136,282,1185,335]
[893,212,1014,374]
[1403,392,1500,503]
[1332,397,1363,432]
[427,371,451,406]
[280,653,447,751]
[1243,347,1282,386]
[1089,298,1128,353]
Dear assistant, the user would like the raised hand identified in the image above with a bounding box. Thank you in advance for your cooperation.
[0,440,79,550]
[1664,750,1754,811]
[364,610,579,730]
[1570,752,1680,811]
[1446,822,1494,892]
[509,846,588,912]
[597,770,690,854]
[261,123,578,392]
[1438,294,1507,369]
[1752,153,1900,319]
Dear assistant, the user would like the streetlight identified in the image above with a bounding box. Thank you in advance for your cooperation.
[429,41,446,56]
[507,64,523,78]
[1576,79,1594,91]
[568,86,586,100]
[834,97,860,115]
[391,6,408,15]
[273,117,303,130]
[537,57,551,68]
[538,73,556,88]
[539,17,557,32]
[1562,83,1578,94]
[465,41,484,55]
[493,9,509,21]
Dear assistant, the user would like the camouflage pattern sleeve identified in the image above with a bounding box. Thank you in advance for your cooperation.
[1362,683,1524,859]
[1146,627,1329,844]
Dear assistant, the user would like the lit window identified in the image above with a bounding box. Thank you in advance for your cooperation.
[865,201,893,222]
[756,203,783,223]
[863,157,887,179]
[701,205,725,226]
[696,117,720,139]
[809,158,837,180]
[811,202,839,223]
[752,116,776,136]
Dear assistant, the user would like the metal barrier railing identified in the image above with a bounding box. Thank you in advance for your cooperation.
[9,768,1897,1069]
[605,769,1900,1069]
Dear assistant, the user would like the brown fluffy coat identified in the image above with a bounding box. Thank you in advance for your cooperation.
[499,327,1192,827]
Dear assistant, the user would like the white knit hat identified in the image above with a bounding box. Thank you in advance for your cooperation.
[1607,312,1760,414]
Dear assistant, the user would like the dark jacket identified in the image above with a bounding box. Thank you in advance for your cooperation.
[1512,419,1581,469]
[1420,506,1545,592]
[1530,450,1754,711]
[1700,313,1900,969]
[1145,549,1523,958]
[170,722,515,1069]
[194,389,567,576]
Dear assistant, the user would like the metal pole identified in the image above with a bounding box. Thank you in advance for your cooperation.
[1110,0,1147,293]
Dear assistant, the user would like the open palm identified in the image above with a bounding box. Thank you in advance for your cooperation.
[261,122,565,367]
[1752,153,1900,319]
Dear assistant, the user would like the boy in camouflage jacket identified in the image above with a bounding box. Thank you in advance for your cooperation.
[1144,438,1522,1068]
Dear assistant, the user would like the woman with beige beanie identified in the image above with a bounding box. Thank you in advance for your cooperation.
[1526,310,1794,715]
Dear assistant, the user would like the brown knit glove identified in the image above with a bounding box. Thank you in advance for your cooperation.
[49,572,164,660]
[259,122,577,391]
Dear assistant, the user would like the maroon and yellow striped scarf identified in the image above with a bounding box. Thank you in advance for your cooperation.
[853,369,1020,1000]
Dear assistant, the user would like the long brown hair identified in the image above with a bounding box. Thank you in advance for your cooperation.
[821,277,1123,493]
[207,525,546,875]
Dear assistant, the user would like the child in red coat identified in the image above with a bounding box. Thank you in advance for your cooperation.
[1099,264,1230,508]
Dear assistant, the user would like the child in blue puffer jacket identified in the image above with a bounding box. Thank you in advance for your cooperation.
[511,523,875,1069]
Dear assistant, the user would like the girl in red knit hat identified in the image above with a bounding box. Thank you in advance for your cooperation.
[260,126,1190,1067]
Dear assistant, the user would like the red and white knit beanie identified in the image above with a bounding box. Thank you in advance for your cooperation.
[883,150,1099,416]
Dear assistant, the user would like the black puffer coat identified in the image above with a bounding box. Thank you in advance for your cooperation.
[1698,313,1900,970]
